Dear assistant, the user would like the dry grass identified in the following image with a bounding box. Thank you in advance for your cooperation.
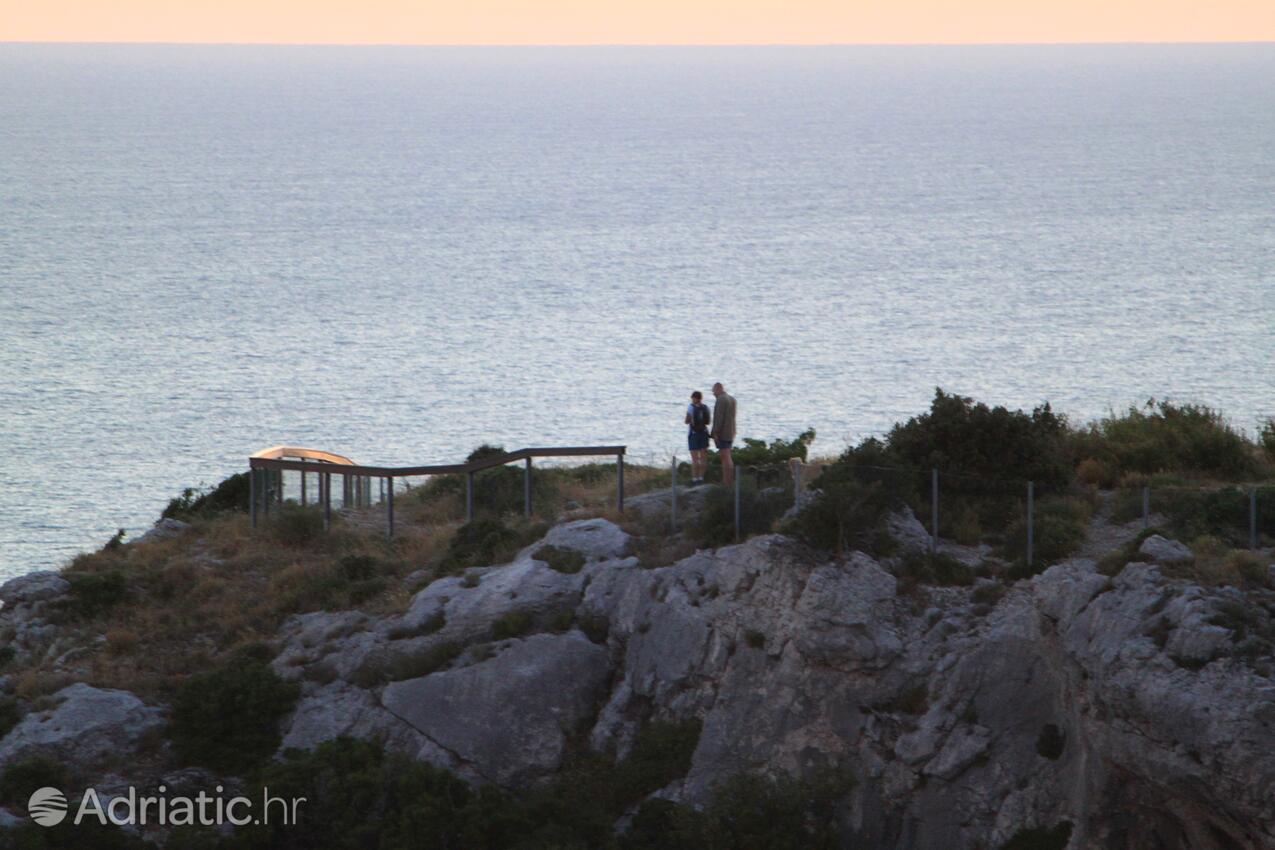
[11,462,671,701]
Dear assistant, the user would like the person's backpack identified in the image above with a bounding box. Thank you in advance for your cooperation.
[692,403,709,433]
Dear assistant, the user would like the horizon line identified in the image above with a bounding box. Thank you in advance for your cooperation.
[3,39,1275,48]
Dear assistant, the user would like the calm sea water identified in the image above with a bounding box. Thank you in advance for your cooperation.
[2,44,1273,577]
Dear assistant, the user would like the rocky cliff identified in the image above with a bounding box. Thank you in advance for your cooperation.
[3,513,1275,849]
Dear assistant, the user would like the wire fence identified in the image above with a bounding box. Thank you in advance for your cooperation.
[256,450,1274,566]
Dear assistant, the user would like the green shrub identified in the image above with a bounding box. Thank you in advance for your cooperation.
[1001,821,1073,850]
[0,698,21,739]
[578,614,610,644]
[697,481,788,546]
[791,438,915,554]
[1261,419,1275,463]
[438,518,542,573]
[889,389,1073,492]
[272,505,325,547]
[615,719,703,803]
[336,554,381,581]
[625,768,853,850]
[0,756,71,807]
[744,630,766,649]
[1076,401,1257,480]
[896,552,973,587]
[61,570,129,619]
[732,429,816,467]
[387,642,461,681]
[163,472,251,520]
[420,444,562,518]
[491,610,534,640]
[533,544,585,574]
[0,645,15,670]
[169,660,300,773]
[1003,496,1091,575]
[234,737,525,850]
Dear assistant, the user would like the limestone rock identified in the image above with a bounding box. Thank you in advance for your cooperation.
[1139,534,1194,564]
[0,684,164,773]
[0,571,70,608]
[381,632,611,786]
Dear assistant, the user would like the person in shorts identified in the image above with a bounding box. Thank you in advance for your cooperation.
[685,391,712,483]
[711,382,737,486]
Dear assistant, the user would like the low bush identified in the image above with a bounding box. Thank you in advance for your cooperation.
[533,544,585,574]
[696,481,789,546]
[61,570,129,619]
[0,756,71,807]
[0,698,22,739]
[888,389,1073,492]
[387,642,461,681]
[1074,401,1258,480]
[624,767,853,850]
[790,438,915,554]
[163,472,251,520]
[731,429,817,468]
[271,505,325,547]
[895,551,973,588]
[1261,419,1275,463]
[491,610,534,640]
[168,657,300,773]
[438,518,544,574]
[1003,496,1091,576]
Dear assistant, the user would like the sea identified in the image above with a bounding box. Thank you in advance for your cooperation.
[2,43,1273,578]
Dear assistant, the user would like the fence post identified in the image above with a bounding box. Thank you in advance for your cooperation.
[524,457,533,518]
[616,454,625,513]
[670,456,678,532]
[1142,486,1150,529]
[386,477,394,539]
[1251,488,1258,551]
[301,468,307,506]
[1026,481,1035,568]
[322,471,331,531]
[466,472,475,522]
[263,469,271,517]
[379,477,385,505]
[930,468,939,554]
[734,471,741,542]
[250,466,258,528]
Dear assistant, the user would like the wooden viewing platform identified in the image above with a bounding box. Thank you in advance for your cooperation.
[248,444,627,538]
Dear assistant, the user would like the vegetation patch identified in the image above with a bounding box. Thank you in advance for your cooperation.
[0,757,72,808]
[491,609,534,640]
[1000,821,1073,850]
[387,642,462,682]
[168,656,300,774]
[0,697,23,740]
[163,471,251,520]
[534,544,586,574]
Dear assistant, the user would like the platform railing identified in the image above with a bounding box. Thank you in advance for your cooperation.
[248,445,626,538]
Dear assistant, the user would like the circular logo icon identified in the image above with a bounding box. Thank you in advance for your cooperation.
[28,787,68,827]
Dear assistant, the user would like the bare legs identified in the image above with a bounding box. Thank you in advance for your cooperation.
[690,449,707,482]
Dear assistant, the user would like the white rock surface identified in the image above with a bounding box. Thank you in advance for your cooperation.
[1138,534,1195,564]
[0,684,164,773]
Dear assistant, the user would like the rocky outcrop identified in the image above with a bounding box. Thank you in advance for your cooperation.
[1139,533,1195,564]
[0,571,70,608]
[270,517,1275,849]
[0,684,165,774]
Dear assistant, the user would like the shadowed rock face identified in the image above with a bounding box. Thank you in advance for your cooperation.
[267,518,1275,849]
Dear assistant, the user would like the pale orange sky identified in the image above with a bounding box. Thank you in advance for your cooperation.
[1,0,1273,45]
